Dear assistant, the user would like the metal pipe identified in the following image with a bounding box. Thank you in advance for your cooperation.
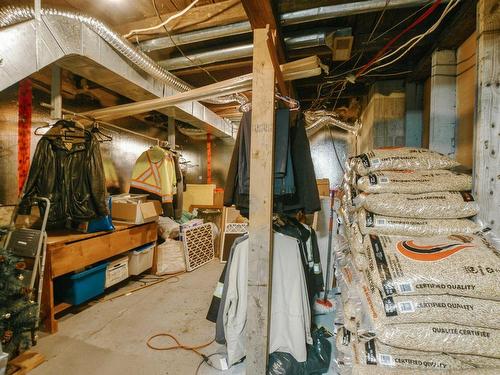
[140,21,251,52]
[280,0,444,26]
[160,30,339,70]
[160,43,254,70]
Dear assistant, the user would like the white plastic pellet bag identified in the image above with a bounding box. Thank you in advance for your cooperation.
[359,191,479,219]
[356,170,472,194]
[362,234,500,301]
[357,209,480,237]
[352,147,459,176]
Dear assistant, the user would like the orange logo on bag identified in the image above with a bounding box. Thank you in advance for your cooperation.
[396,240,474,261]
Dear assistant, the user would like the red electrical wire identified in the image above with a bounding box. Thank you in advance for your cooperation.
[355,0,442,78]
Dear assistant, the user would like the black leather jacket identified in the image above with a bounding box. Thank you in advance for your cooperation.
[19,131,109,227]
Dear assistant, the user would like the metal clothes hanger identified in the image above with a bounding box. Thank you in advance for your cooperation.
[91,122,113,142]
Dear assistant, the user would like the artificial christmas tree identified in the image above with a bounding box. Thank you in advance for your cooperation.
[0,247,38,357]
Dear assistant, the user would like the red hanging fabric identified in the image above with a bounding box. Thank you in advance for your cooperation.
[206,133,212,184]
[18,79,32,195]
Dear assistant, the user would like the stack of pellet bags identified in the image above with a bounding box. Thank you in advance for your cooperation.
[331,147,500,375]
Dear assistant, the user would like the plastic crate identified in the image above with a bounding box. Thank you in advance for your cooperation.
[55,262,107,305]
[128,243,155,276]
[105,256,129,288]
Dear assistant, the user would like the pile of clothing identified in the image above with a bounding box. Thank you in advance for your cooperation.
[129,145,184,219]
[333,147,500,374]
[207,217,327,369]
[224,109,321,217]
[19,120,109,229]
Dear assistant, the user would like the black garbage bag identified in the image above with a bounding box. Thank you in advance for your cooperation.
[268,327,332,375]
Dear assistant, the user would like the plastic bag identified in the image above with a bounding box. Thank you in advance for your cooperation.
[356,170,472,194]
[358,191,479,219]
[155,239,186,275]
[357,209,480,237]
[157,216,180,240]
[352,148,459,176]
[267,328,332,375]
[351,365,500,375]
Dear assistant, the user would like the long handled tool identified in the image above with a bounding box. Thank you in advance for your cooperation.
[314,189,336,314]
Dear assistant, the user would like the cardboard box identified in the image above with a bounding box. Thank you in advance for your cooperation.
[317,179,330,197]
[111,194,162,224]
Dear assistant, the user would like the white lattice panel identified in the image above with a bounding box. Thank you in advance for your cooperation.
[183,223,214,271]
[224,223,248,234]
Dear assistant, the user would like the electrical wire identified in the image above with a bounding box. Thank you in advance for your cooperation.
[150,0,219,84]
[195,352,227,375]
[362,0,459,75]
[124,0,199,38]
[366,0,457,67]
[355,0,443,78]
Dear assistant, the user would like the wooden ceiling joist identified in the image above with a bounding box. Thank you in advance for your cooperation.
[241,0,287,64]
[115,0,247,36]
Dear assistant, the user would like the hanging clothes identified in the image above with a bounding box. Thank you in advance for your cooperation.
[129,146,177,217]
[19,122,108,228]
[224,110,319,217]
[222,232,312,366]
[172,154,184,220]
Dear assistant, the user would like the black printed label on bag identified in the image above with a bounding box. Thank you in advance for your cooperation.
[460,191,475,202]
[342,329,352,346]
[366,211,375,227]
[360,154,370,167]
[382,295,398,317]
[368,174,378,185]
[365,340,377,365]
[370,235,396,296]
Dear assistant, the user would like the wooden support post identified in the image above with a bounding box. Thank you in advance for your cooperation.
[405,82,424,147]
[246,26,275,374]
[168,116,176,147]
[50,65,62,119]
[473,0,500,234]
[429,49,457,157]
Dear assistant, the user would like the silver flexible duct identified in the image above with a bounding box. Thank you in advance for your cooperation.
[0,5,247,107]
[304,110,360,136]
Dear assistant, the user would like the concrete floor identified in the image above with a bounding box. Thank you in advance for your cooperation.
[32,260,244,375]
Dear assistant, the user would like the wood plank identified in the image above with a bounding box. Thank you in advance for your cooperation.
[267,31,289,97]
[246,26,275,374]
[115,0,247,36]
[241,0,287,63]
[473,0,500,234]
[50,223,157,277]
[9,352,45,374]
[53,302,72,315]
[47,223,136,247]
[456,33,477,168]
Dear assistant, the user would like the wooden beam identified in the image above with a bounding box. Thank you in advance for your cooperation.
[115,0,247,36]
[81,56,322,120]
[246,26,275,374]
[473,0,500,234]
[267,31,289,97]
[241,0,287,63]
[174,60,253,77]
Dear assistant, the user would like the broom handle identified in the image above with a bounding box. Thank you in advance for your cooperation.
[323,189,335,302]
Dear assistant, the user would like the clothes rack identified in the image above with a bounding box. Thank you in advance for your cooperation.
[40,102,161,146]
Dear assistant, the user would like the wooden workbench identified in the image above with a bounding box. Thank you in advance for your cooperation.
[42,222,157,333]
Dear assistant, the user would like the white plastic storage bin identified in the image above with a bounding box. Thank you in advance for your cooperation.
[105,255,129,288]
[128,242,155,276]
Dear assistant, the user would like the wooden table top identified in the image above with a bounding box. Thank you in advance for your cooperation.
[46,222,151,247]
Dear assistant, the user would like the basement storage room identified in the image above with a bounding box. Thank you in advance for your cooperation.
[0,0,499,374]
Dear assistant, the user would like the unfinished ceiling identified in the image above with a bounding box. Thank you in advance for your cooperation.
[0,0,477,126]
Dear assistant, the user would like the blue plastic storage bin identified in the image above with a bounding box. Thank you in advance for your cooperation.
[56,262,108,305]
